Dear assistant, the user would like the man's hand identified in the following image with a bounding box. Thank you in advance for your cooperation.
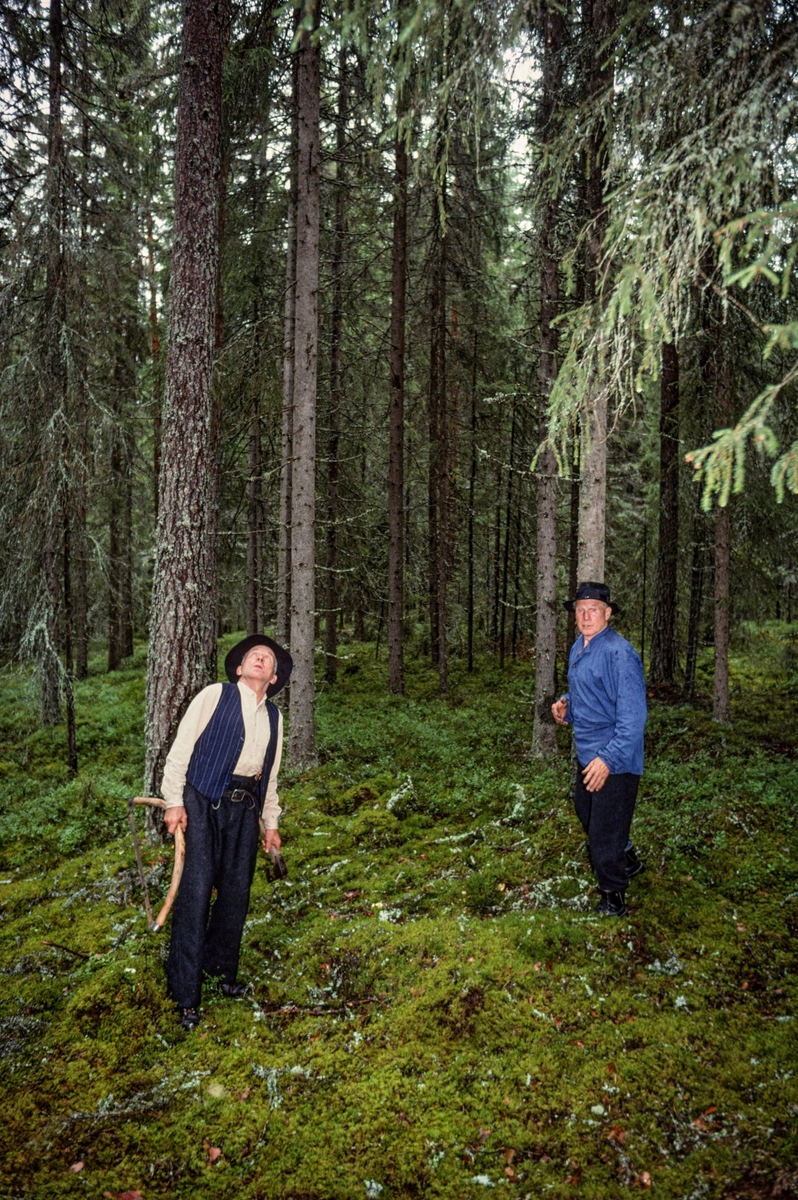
[261,828,281,855]
[551,696,569,726]
[163,805,187,835]
[582,757,609,792]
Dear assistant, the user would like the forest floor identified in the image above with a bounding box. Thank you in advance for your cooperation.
[0,625,796,1200]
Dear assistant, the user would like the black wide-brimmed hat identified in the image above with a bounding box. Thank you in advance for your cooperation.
[563,581,620,614]
[224,634,293,697]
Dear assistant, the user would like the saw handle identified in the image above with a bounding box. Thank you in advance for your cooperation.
[129,796,186,933]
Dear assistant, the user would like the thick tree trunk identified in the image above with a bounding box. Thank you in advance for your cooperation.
[325,41,347,687]
[532,0,563,754]
[144,0,230,801]
[387,118,408,695]
[649,341,680,682]
[288,18,321,767]
[577,0,614,585]
[566,446,579,658]
[108,427,122,671]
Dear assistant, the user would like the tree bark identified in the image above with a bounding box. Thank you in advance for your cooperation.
[276,20,300,650]
[387,113,408,695]
[467,333,478,671]
[288,15,321,767]
[500,403,516,669]
[40,0,65,727]
[649,341,680,682]
[713,350,731,723]
[325,40,347,687]
[246,401,263,634]
[683,507,706,703]
[532,0,563,754]
[144,0,230,802]
[577,0,614,584]
[427,238,440,667]
[436,225,449,695]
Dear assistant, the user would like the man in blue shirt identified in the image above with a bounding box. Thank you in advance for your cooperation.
[552,582,647,916]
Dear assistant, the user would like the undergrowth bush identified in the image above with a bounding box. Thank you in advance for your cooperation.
[0,634,796,1199]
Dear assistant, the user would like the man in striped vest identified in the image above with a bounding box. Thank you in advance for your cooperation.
[161,634,292,1029]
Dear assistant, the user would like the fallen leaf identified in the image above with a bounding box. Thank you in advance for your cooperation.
[533,962,541,972]
[467,956,475,962]
[69,1162,84,1173]
[741,981,749,990]
[640,1171,652,1187]
[503,1095,511,1105]
[240,1086,250,1100]
[737,923,746,932]
[208,1146,222,1164]
[104,1192,143,1200]
[607,1125,627,1145]
[692,1117,708,1131]
[503,1148,516,1164]
[504,1166,518,1180]
[607,1063,616,1073]
[477,1127,491,1142]
[575,1040,585,1048]
[545,961,552,972]
[540,1154,551,1163]
[554,1016,563,1030]
[704,1105,717,1115]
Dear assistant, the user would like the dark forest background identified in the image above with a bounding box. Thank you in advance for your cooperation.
[0,0,796,780]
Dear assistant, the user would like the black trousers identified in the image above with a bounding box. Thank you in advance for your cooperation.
[573,766,640,893]
[166,780,260,1008]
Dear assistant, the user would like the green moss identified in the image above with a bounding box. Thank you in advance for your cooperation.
[0,642,796,1197]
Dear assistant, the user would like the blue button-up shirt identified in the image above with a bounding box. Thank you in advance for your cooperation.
[563,625,647,775]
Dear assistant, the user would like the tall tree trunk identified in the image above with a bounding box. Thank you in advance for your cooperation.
[500,403,516,669]
[467,333,478,671]
[566,443,579,657]
[387,112,408,695]
[108,423,122,671]
[325,40,347,686]
[288,14,321,767]
[147,207,162,519]
[246,401,263,634]
[436,225,449,695]
[683,507,706,703]
[577,0,614,583]
[490,467,502,648]
[713,350,731,723]
[649,341,680,682]
[427,238,440,666]
[40,0,65,727]
[532,0,564,754]
[144,0,230,805]
[63,505,77,773]
[74,95,90,683]
[277,32,299,651]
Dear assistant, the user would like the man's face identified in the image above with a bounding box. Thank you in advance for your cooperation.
[237,645,278,690]
[575,600,611,642]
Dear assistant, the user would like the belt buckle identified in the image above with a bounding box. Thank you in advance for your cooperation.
[229,788,246,803]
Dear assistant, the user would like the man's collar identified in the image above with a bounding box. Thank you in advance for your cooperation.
[237,678,267,707]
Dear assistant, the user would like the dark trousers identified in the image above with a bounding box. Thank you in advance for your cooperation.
[166,780,260,1008]
[573,766,640,893]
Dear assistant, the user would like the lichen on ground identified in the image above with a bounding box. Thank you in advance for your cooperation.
[0,628,796,1198]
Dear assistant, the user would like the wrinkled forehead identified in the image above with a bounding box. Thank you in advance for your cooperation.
[575,599,610,613]
[241,645,277,669]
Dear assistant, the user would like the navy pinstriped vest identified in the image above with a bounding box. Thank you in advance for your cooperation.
[185,683,280,808]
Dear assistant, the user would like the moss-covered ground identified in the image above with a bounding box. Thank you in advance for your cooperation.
[0,626,796,1199]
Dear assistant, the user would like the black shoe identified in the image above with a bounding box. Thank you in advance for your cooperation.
[179,1007,200,1030]
[595,890,628,916]
[220,982,248,999]
[626,844,644,880]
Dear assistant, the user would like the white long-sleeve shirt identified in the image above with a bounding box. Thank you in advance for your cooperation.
[161,680,283,828]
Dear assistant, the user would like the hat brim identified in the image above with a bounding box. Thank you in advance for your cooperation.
[224,634,293,697]
[563,598,621,614]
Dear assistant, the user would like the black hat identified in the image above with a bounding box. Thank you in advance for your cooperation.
[224,634,293,697]
[563,581,620,614]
